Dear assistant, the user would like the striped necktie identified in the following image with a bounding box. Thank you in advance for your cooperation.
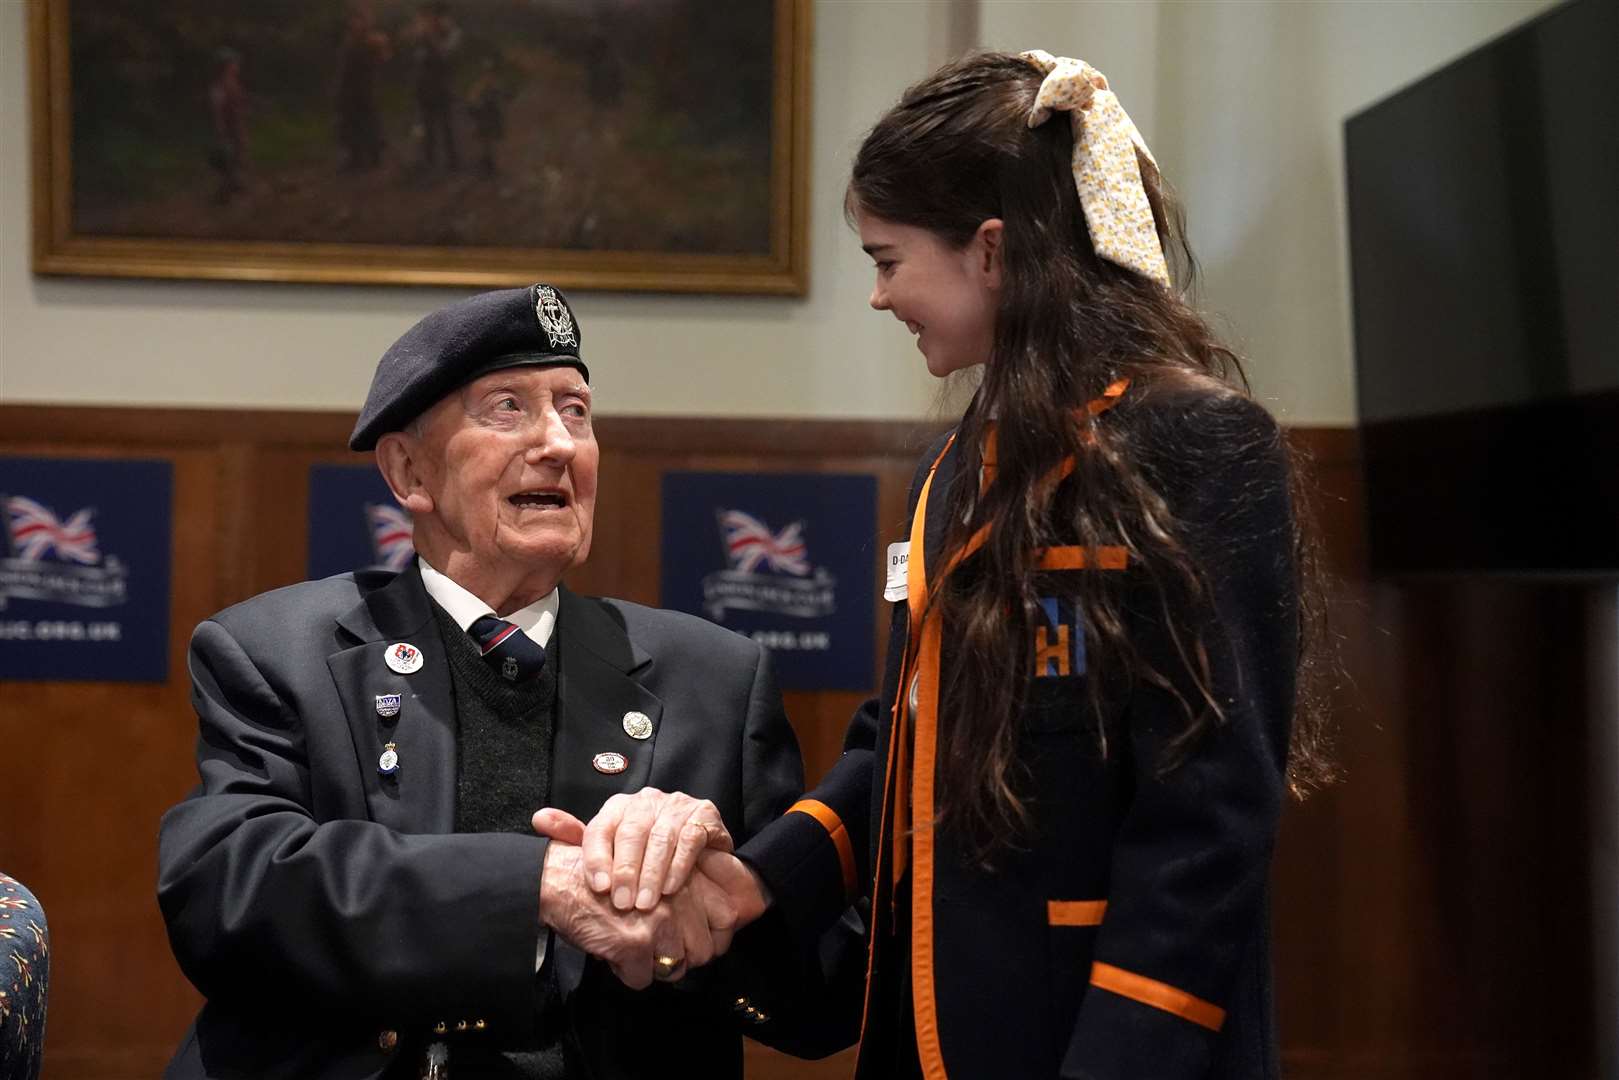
[468,614,547,683]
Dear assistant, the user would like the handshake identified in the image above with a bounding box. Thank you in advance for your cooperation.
[531,788,773,989]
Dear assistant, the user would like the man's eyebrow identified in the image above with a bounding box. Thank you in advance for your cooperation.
[460,381,505,405]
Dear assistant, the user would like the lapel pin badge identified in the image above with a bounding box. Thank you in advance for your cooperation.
[375,693,402,719]
[384,642,423,675]
[592,751,628,775]
[621,711,653,740]
[378,741,400,777]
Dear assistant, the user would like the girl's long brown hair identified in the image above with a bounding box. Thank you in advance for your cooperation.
[850,52,1335,863]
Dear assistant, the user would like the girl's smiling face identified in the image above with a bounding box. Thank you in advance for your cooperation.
[857,209,1003,378]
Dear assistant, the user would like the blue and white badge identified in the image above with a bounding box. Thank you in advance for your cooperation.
[375,693,402,719]
[385,642,423,675]
[378,741,400,776]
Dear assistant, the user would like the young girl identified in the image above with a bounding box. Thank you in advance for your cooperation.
[553,49,1331,1079]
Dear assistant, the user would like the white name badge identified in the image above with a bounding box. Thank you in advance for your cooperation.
[884,541,911,602]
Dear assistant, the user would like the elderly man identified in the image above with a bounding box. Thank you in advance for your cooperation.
[157,284,860,1078]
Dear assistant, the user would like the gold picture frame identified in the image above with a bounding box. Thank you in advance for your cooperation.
[29,0,811,295]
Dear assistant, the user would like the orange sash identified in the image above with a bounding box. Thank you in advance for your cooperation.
[867,378,1130,1076]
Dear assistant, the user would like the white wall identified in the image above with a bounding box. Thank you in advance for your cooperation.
[979,0,1561,425]
[0,0,1563,425]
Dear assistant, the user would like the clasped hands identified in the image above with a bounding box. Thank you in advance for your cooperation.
[532,789,771,990]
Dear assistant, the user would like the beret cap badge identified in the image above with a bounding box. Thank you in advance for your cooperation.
[533,284,578,350]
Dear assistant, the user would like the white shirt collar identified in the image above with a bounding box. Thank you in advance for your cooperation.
[417,556,558,648]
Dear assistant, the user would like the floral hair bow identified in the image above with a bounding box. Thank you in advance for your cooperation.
[1020,49,1170,288]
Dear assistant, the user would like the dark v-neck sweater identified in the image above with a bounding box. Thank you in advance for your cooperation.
[428,603,566,1078]
[431,603,558,834]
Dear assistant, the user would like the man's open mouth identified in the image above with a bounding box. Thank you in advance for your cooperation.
[510,490,567,509]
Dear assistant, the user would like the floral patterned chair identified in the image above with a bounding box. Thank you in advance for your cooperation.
[0,872,47,1080]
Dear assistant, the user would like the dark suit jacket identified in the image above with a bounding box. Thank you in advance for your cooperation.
[741,389,1297,1080]
[158,565,861,1079]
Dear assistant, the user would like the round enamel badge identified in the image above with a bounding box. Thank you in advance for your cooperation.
[592,752,628,775]
[384,642,423,675]
[621,711,653,740]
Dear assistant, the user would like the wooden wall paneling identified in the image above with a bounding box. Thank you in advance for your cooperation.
[1275,579,1436,1078]
[1398,584,1592,1072]
[1271,426,1382,1071]
[567,444,664,604]
[238,448,347,599]
[0,439,214,1078]
[745,1039,860,1079]
[213,441,259,608]
[1272,426,1600,1078]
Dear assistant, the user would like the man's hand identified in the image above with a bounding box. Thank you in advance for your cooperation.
[540,840,741,989]
[537,788,734,912]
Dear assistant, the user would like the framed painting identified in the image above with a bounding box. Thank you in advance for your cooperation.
[28,0,811,294]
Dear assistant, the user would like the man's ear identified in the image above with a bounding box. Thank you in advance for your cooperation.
[973,218,1004,289]
[376,433,434,516]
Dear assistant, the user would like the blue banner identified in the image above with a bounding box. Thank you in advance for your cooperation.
[307,465,414,581]
[660,472,876,691]
[0,457,173,682]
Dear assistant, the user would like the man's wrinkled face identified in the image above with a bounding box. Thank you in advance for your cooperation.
[409,365,597,579]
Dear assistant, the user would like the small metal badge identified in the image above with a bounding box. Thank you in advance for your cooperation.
[378,742,400,776]
[385,642,423,675]
[375,693,402,719]
[502,655,520,681]
[533,284,578,349]
[621,711,653,740]
[592,751,628,775]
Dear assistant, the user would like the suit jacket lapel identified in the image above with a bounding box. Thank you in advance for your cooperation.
[550,586,665,821]
[547,585,666,998]
[327,565,458,835]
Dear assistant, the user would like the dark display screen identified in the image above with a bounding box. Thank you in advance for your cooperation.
[1346,0,1618,575]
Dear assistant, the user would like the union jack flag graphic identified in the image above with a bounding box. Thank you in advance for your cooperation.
[366,504,414,572]
[719,510,810,576]
[4,496,100,564]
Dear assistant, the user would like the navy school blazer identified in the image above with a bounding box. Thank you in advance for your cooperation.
[740,387,1298,1080]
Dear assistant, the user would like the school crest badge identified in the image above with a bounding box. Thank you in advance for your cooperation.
[1034,595,1086,678]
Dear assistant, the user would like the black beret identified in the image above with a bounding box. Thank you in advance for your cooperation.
[349,283,590,451]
